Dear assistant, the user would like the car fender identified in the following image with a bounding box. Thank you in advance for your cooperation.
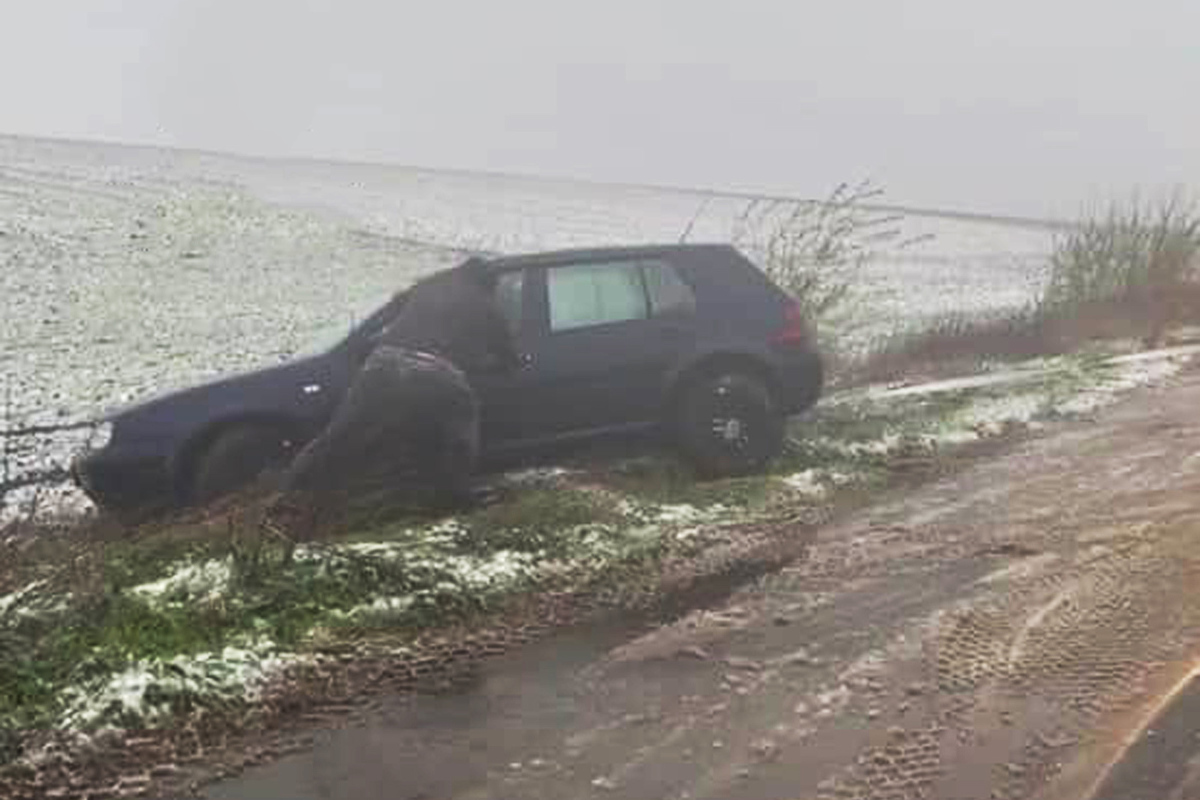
[169,411,312,500]
[659,348,782,417]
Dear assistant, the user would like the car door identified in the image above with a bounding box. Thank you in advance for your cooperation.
[474,265,543,447]
[515,256,700,438]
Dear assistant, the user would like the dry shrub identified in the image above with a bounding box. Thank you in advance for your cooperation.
[844,194,1200,386]
[841,310,1053,387]
[732,180,913,332]
[1040,193,1200,346]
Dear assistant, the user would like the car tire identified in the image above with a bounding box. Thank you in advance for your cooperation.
[675,371,784,478]
[190,424,294,506]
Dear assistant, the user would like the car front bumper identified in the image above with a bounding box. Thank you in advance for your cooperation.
[71,443,173,514]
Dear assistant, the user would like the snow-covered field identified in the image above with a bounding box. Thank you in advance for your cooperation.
[1,134,1058,513]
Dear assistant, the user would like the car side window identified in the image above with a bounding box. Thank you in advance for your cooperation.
[642,261,696,316]
[547,261,649,332]
[494,269,524,335]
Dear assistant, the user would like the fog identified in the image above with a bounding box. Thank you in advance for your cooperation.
[2,0,1196,217]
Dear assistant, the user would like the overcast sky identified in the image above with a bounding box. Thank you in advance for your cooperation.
[1,0,1196,217]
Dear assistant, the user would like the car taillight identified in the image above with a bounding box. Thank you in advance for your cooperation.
[772,300,810,345]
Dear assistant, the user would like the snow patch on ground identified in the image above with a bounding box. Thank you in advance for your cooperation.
[956,392,1046,430]
[823,390,1049,456]
[130,558,232,605]
[499,467,577,486]
[655,504,703,523]
[812,347,1196,464]
[55,636,307,730]
[933,392,1048,445]
[435,550,540,590]
[865,366,1054,401]
[0,484,94,526]
[0,579,49,615]
[802,433,905,461]
[0,578,71,621]
[340,595,417,621]
[1057,355,1187,415]
[780,469,829,498]
[296,543,538,593]
[655,503,730,523]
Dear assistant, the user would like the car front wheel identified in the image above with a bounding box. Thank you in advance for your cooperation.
[189,424,294,506]
[674,371,784,478]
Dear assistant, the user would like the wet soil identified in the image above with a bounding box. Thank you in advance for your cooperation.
[192,364,1200,800]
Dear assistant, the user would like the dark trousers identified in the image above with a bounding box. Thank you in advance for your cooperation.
[282,346,480,505]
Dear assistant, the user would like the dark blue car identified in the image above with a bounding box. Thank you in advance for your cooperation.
[72,244,824,514]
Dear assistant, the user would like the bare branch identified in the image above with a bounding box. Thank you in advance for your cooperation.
[678,196,712,244]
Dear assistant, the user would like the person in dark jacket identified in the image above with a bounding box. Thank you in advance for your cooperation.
[272,257,521,528]
[373,257,520,376]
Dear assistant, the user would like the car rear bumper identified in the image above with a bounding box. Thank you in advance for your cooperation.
[71,444,173,513]
[773,345,824,414]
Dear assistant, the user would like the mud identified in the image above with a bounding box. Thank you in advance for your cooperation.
[191,364,1200,799]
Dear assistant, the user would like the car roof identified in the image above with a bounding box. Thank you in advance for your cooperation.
[484,242,738,271]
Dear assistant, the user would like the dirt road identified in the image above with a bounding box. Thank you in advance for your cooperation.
[205,366,1200,800]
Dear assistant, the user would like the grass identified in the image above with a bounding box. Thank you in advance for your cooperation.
[594,455,777,509]
[1041,194,1200,333]
[0,530,537,739]
[837,309,1121,388]
[0,483,654,739]
[838,195,1200,388]
[0,580,236,737]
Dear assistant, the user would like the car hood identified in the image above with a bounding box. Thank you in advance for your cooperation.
[105,351,343,434]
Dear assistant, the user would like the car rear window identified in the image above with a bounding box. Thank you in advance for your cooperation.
[643,260,696,316]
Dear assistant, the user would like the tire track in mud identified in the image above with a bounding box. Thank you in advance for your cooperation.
[479,367,1200,800]
[777,378,1200,800]
[443,374,1200,800]
[436,369,1200,800]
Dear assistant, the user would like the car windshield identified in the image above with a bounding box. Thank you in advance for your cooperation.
[293,291,408,357]
[294,317,356,358]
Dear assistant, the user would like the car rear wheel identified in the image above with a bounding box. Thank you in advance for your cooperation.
[674,371,784,478]
[190,424,294,506]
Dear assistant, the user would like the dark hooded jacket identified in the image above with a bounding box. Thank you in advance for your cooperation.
[375,259,520,377]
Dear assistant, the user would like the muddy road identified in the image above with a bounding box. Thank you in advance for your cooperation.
[205,367,1200,800]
